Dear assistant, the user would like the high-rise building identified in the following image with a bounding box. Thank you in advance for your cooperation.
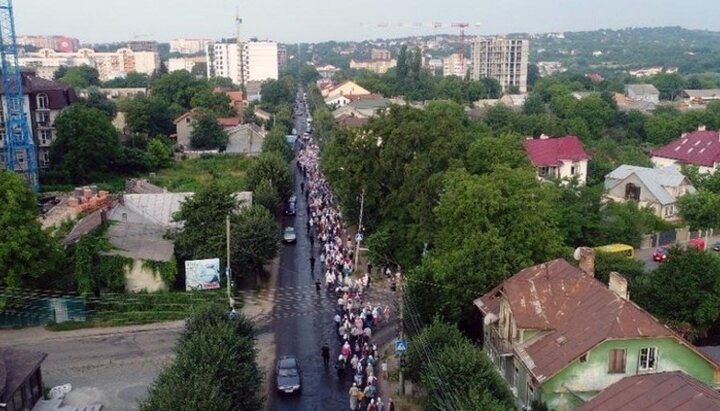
[17,35,80,52]
[470,37,529,93]
[18,48,160,81]
[277,45,288,69]
[206,41,278,86]
[370,48,391,60]
[442,53,468,78]
[170,38,211,55]
[127,40,158,53]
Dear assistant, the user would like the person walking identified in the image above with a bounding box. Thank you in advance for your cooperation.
[376,397,384,411]
[310,255,316,272]
[349,383,359,410]
[387,398,395,411]
[321,343,330,367]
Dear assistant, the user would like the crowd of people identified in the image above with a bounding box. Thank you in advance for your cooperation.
[297,133,395,411]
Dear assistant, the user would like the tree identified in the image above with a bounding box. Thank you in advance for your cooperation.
[121,96,176,137]
[261,128,293,162]
[139,305,264,411]
[146,137,174,169]
[50,104,121,183]
[57,65,100,89]
[102,72,150,88]
[651,73,687,101]
[230,205,280,277]
[597,201,671,247]
[190,88,235,117]
[396,45,408,84]
[645,113,682,145]
[635,247,720,340]
[190,112,229,150]
[252,178,281,213]
[0,172,61,290]
[82,89,117,118]
[150,70,208,109]
[246,153,293,200]
[677,189,720,230]
[191,63,208,77]
[406,318,465,381]
[260,77,295,107]
[594,251,646,286]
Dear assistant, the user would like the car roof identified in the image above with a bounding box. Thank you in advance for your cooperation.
[278,357,297,368]
[285,226,294,231]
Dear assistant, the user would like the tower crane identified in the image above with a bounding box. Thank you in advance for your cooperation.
[451,22,470,76]
[0,0,38,191]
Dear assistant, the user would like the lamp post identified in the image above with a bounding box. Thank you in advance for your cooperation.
[226,215,237,319]
[354,188,365,272]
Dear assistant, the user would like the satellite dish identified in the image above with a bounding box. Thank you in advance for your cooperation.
[573,247,582,261]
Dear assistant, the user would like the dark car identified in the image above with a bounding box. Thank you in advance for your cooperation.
[284,200,296,216]
[713,241,720,252]
[653,247,669,262]
[276,356,301,394]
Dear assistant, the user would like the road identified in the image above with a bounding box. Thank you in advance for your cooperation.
[2,322,182,411]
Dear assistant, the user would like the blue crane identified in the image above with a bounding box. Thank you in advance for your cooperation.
[0,0,38,191]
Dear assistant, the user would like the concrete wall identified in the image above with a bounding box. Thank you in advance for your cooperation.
[542,337,719,410]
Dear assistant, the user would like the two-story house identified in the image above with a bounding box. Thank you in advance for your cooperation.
[651,126,720,174]
[475,248,720,411]
[604,164,696,221]
[524,135,590,185]
[625,84,660,104]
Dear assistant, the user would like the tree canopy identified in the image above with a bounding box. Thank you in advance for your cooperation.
[189,112,229,150]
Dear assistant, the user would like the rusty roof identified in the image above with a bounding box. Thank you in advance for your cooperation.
[479,259,677,381]
[579,371,720,411]
[0,346,47,403]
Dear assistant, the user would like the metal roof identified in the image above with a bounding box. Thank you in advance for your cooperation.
[605,165,696,205]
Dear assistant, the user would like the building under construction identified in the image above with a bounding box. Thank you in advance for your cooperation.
[470,37,529,93]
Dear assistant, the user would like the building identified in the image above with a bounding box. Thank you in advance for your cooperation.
[170,38,211,55]
[17,35,79,52]
[579,371,720,411]
[325,93,384,108]
[18,48,94,80]
[206,41,278,86]
[370,48,391,60]
[475,249,720,410]
[625,84,660,104]
[682,89,720,106]
[19,48,159,81]
[225,123,267,155]
[442,53,468,77]
[524,135,589,185]
[651,126,720,173]
[537,61,564,77]
[349,59,397,74]
[604,165,695,221]
[332,98,391,120]
[174,111,241,149]
[277,45,288,69]
[470,37,529,92]
[316,64,341,80]
[0,73,76,171]
[0,346,47,411]
[322,81,371,99]
[127,41,158,53]
[167,56,206,73]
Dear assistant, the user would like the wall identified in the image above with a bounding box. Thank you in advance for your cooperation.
[557,159,588,185]
[542,337,718,410]
[651,155,716,174]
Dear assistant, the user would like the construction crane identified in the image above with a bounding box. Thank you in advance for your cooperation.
[451,22,470,77]
[0,0,38,191]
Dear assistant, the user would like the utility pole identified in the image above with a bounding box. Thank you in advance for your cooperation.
[354,188,365,272]
[235,8,245,87]
[226,214,235,311]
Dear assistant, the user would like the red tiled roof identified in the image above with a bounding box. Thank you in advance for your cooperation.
[217,117,241,127]
[650,130,720,167]
[478,259,679,381]
[524,136,589,166]
[337,114,369,128]
[346,93,382,102]
[579,372,720,411]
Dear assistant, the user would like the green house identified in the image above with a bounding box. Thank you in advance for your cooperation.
[475,249,720,411]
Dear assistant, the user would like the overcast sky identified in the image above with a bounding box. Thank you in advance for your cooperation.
[14,0,720,44]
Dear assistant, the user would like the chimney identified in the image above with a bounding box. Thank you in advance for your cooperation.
[698,124,707,132]
[608,272,629,300]
[578,247,595,277]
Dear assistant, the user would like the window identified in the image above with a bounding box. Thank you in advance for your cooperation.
[37,110,49,124]
[526,383,535,407]
[37,93,49,109]
[664,205,675,217]
[514,364,520,387]
[639,347,658,371]
[608,349,626,373]
[625,183,641,201]
[571,165,577,175]
[39,129,52,145]
[579,353,588,363]
[538,166,549,177]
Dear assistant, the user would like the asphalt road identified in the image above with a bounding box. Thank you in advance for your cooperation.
[268,89,349,411]
[3,322,182,411]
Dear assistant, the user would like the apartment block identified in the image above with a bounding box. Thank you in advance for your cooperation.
[442,53,468,77]
[370,48,391,60]
[17,35,80,52]
[278,45,288,69]
[19,48,160,81]
[470,37,529,92]
[349,58,397,74]
[206,41,278,86]
[168,56,206,73]
[170,38,211,55]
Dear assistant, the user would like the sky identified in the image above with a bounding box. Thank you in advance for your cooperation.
[14,0,720,44]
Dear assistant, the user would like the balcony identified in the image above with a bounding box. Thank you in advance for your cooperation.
[487,326,514,356]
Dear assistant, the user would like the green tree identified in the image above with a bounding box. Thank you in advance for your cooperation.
[146,137,174,169]
[190,112,229,150]
[230,205,280,277]
[597,202,670,247]
[190,88,235,117]
[677,189,720,230]
[150,70,208,109]
[406,318,465,381]
[260,77,295,107]
[635,247,720,340]
[594,251,646,286]
[261,128,293,162]
[139,305,263,411]
[81,89,117,118]
[103,72,150,88]
[645,113,682,145]
[57,65,101,89]
[121,96,176,137]
[252,178,281,213]
[246,153,293,200]
[651,73,687,100]
[0,172,61,289]
[50,104,121,183]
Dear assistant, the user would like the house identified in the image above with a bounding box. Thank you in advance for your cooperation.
[253,107,272,122]
[225,123,267,155]
[625,84,660,104]
[613,92,657,113]
[579,371,720,411]
[332,104,368,121]
[499,94,528,108]
[524,135,590,185]
[0,346,47,411]
[173,111,241,149]
[322,81,370,99]
[604,165,696,221]
[349,59,397,74]
[336,114,369,128]
[245,80,262,102]
[346,98,391,118]
[316,64,340,80]
[650,126,720,173]
[325,93,384,108]
[682,89,720,106]
[475,249,720,411]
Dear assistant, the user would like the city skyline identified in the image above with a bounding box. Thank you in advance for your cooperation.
[15,0,720,44]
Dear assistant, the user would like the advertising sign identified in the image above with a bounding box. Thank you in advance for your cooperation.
[185,258,221,291]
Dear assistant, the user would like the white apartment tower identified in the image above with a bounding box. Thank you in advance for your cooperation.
[206,41,278,86]
[470,37,529,93]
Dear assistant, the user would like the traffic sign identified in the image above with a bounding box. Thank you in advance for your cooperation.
[395,339,408,353]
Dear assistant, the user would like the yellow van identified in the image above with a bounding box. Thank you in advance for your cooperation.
[594,244,634,258]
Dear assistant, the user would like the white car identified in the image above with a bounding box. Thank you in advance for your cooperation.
[283,227,297,244]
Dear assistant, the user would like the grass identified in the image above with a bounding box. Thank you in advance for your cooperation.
[148,154,252,192]
[45,290,236,331]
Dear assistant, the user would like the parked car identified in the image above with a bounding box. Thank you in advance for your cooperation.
[713,241,720,252]
[284,196,297,216]
[276,356,301,394]
[283,227,297,243]
[653,247,669,262]
[688,238,705,251]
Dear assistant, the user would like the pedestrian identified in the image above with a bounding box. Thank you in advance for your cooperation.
[310,234,315,248]
[321,343,330,367]
[315,278,321,292]
[349,383,359,410]
[376,397,384,411]
[310,255,316,271]
[381,361,388,380]
[388,398,395,411]
[300,181,304,192]
[368,399,378,411]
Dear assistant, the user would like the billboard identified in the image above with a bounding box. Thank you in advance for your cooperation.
[185,258,221,291]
